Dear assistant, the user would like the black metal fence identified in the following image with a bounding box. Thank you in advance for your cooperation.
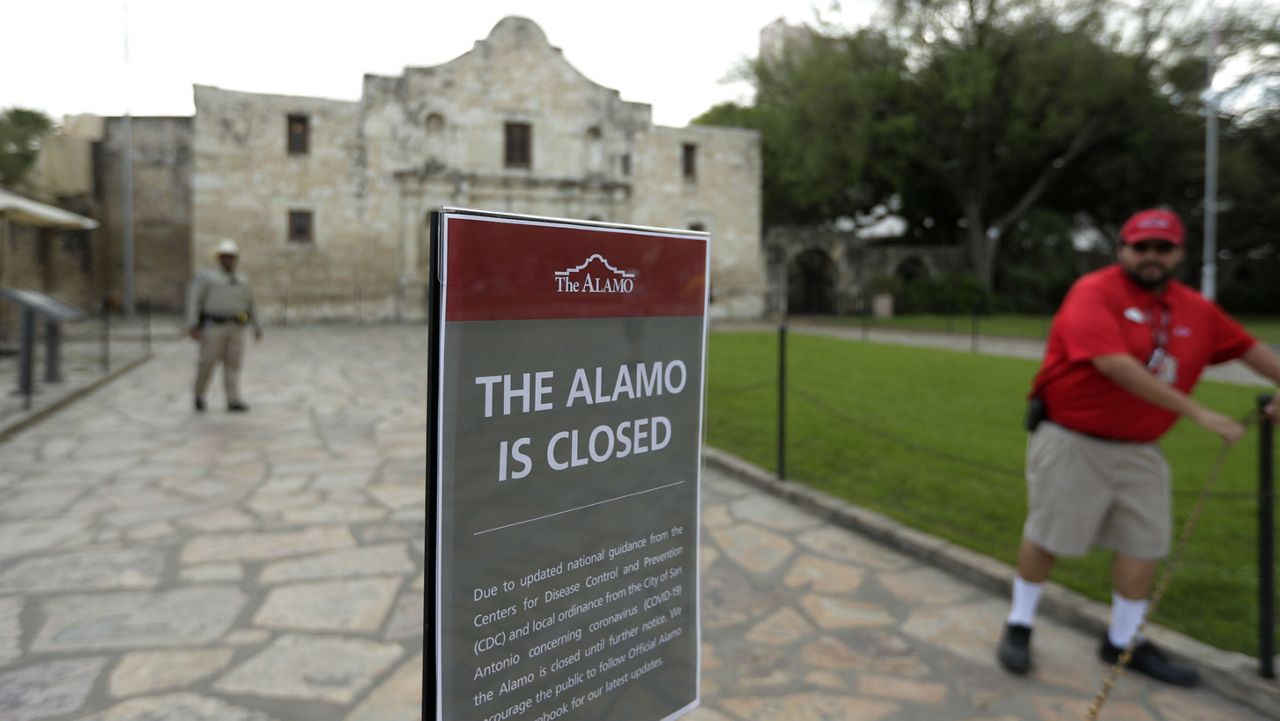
[1260,393,1275,679]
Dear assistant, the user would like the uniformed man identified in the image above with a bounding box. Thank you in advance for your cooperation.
[186,238,263,412]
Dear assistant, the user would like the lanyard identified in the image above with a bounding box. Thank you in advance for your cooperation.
[1145,306,1171,371]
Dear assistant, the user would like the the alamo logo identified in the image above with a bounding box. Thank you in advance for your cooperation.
[554,254,636,294]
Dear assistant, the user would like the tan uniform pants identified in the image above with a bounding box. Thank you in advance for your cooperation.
[195,323,246,403]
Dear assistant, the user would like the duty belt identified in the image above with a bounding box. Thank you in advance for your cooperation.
[203,313,249,324]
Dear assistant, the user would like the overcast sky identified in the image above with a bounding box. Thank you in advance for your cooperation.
[2,0,876,128]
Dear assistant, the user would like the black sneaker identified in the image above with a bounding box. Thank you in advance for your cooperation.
[1099,636,1199,687]
[227,401,250,413]
[997,623,1033,674]
[194,397,206,412]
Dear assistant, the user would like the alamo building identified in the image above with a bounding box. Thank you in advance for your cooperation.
[79,16,765,321]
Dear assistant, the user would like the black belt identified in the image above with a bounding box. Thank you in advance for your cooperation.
[203,313,247,325]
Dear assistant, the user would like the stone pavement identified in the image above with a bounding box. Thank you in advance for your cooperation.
[0,326,1272,721]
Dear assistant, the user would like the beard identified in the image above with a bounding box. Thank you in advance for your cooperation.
[1123,262,1176,289]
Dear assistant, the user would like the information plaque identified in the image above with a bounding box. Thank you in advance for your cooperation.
[429,209,706,721]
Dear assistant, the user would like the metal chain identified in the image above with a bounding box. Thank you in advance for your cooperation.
[1085,409,1262,721]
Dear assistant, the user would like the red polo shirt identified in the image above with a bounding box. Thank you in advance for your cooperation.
[1032,265,1256,442]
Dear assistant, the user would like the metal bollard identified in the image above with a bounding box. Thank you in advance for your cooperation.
[43,318,61,383]
[18,308,34,410]
[100,300,110,373]
[1259,394,1275,679]
[143,298,152,353]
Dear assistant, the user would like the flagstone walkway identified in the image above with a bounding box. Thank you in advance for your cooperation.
[0,326,1271,721]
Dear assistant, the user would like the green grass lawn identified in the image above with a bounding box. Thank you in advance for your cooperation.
[1238,315,1280,346]
[809,313,1280,345]
[706,330,1276,656]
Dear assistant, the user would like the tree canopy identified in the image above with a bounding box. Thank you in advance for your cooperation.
[0,107,55,189]
[694,0,1280,309]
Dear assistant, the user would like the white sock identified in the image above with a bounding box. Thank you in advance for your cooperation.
[1007,576,1043,627]
[1108,592,1148,648]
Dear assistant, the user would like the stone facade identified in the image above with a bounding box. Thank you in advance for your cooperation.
[192,17,765,321]
[764,225,967,315]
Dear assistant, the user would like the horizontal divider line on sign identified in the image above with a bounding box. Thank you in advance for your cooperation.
[473,480,686,536]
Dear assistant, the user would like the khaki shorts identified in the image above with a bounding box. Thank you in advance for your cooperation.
[1023,422,1171,559]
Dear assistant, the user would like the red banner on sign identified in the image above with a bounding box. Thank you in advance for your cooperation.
[443,216,707,321]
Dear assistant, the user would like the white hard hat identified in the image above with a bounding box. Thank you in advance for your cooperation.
[215,238,240,256]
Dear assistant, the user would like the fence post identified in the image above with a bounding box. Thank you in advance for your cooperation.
[100,299,110,373]
[144,299,152,356]
[18,307,34,410]
[777,324,787,480]
[42,317,61,383]
[1260,394,1275,680]
[971,310,980,353]
[859,294,869,342]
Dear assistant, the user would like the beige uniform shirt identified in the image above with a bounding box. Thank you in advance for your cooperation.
[186,267,258,328]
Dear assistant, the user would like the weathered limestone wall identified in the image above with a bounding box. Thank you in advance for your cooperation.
[764,225,967,315]
[192,87,409,321]
[634,125,765,318]
[359,15,654,298]
[366,16,764,319]
[188,17,765,320]
[95,117,193,310]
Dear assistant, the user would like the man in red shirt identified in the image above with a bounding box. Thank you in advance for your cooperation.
[996,208,1280,685]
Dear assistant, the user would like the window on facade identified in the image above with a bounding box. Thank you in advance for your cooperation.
[288,210,314,243]
[620,154,631,176]
[682,143,697,180]
[505,122,532,168]
[585,127,604,174]
[287,114,310,155]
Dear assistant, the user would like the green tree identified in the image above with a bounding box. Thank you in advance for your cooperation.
[696,0,1280,302]
[1213,108,1280,311]
[0,107,55,189]
[884,0,1163,290]
[695,32,913,225]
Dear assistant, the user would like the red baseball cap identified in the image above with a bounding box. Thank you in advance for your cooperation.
[1120,208,1184,245]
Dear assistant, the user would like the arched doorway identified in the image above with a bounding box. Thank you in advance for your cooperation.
[895,256,929,284]
[787,248,836,314]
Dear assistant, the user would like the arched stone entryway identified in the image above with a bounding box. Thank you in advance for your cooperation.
[895,256,930,284]
[787,248,837,314]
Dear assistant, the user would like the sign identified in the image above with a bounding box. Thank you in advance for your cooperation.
[428,209,706,721]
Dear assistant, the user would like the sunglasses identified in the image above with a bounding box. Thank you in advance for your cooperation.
[1127,241,1178,255]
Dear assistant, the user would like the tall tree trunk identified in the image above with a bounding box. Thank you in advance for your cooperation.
[963,200,998,292]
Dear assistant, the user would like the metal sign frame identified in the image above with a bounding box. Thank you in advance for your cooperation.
[427,207,708,721]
